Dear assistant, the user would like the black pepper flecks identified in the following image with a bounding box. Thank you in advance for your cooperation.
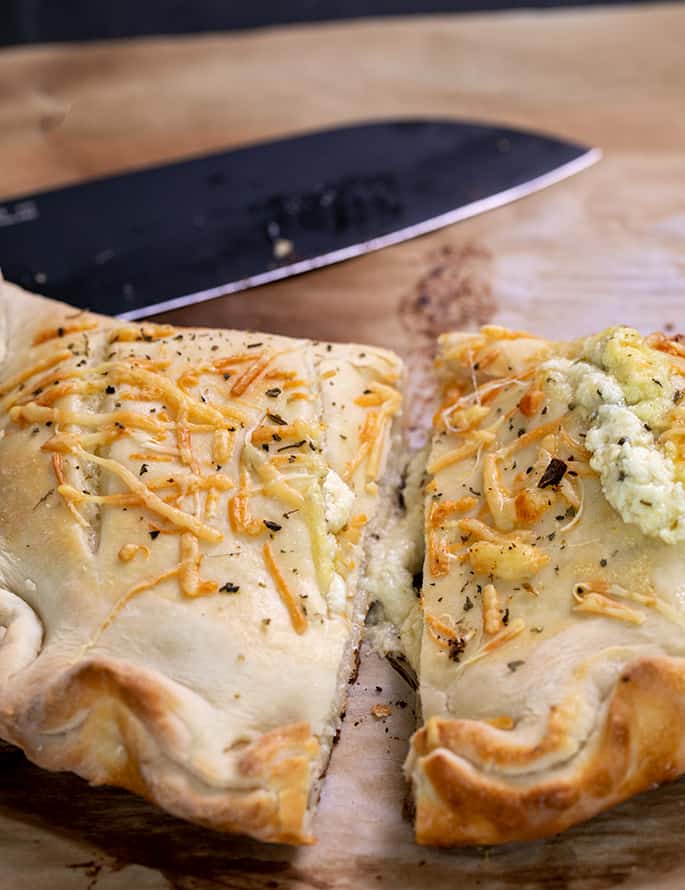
[277,439,306,452]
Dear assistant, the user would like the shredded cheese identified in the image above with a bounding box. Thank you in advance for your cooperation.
[110,323,175,342]
[500,418,565,459]
[230,353,272,396]
[213,429,233,464]
[518,388,545,417]
[83,565,181,654]
[0,350,73,399]
[67,445,222,542]
[468,539,549,580]
[229,468,266,536]
[342,439,370,484]
[428,533,451,578]
[338,513,368,546]
[430,497,478,528]
[428,430,495,474]
[263,542,308,634]
[179,533,218,597]
[646,332,685,360]
[12,404,167,434]
[458,517,531,545]
[11,373,102,409]
[344,380,401,483]
[118,543,150,562]
[2,328,398,645]
[572,588,645,625]
[50,453,89,527]
[58,485,139,508]
[176,407,200,474]
[482,583,502,634]
[457,619,526,670]
[144,472,233,496]
[255,460,306,508]
[425,613,470,650]
[515,487,551,524]
[109,364,228,426]
[32,317,98,345]
[251,418,310,446]
[427,498,478,577]
[483,451,520,532]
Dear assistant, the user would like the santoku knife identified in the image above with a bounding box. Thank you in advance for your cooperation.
[0,119,600,319]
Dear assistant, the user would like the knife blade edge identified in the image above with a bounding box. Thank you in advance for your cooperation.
[118,146,601,321]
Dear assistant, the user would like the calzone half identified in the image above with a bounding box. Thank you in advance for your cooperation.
[405,324,685,845]
[0,280,403,844]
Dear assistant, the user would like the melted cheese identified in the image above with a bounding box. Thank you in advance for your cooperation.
[110,323,176,342]
[0,350,73,398]
[3,314,402,653]
[118,544,150,562]
[179,533,218,598]
[230,353,273,396]
[69,445,223,542]
[263,542,308,634]
[32,317,98,344]
[482,583,502,634]
[427,430,497,474]
[572,589,645,625]
[468,540,549,581]
[83,565,182,655]
[228,467,265,536]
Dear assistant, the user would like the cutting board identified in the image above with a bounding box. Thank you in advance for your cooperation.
[1,5,685,888]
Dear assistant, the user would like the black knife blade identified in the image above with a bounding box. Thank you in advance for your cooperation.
[0,119,599,319]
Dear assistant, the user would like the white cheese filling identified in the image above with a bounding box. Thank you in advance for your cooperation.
[543,329,685,543]
[363,448,426,669]
[586,405,685,542]
[323,469,355,533]
[327,572,348,614]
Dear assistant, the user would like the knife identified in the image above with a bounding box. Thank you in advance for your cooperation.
[0,119,599,320]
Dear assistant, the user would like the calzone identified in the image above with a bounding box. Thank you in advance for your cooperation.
[406,324,685,845]
[0,280,403,844]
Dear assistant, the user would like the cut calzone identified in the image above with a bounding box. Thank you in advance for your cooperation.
[0,280,403,844]
[406,324,685,845]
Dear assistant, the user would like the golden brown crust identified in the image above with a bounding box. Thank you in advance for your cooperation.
[410,655,685,846]
[409,324,685,846]
[0,278,402,844]
[6,657,319,845]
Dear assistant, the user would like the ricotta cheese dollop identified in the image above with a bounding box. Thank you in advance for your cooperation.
[326,572,348,614]
[542,327,685,544]
[323,469,355,533]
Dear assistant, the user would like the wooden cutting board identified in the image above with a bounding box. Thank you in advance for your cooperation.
[1,5,685,888]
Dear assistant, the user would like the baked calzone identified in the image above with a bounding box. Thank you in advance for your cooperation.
[0,280,403,844]
[405,324,685,845]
